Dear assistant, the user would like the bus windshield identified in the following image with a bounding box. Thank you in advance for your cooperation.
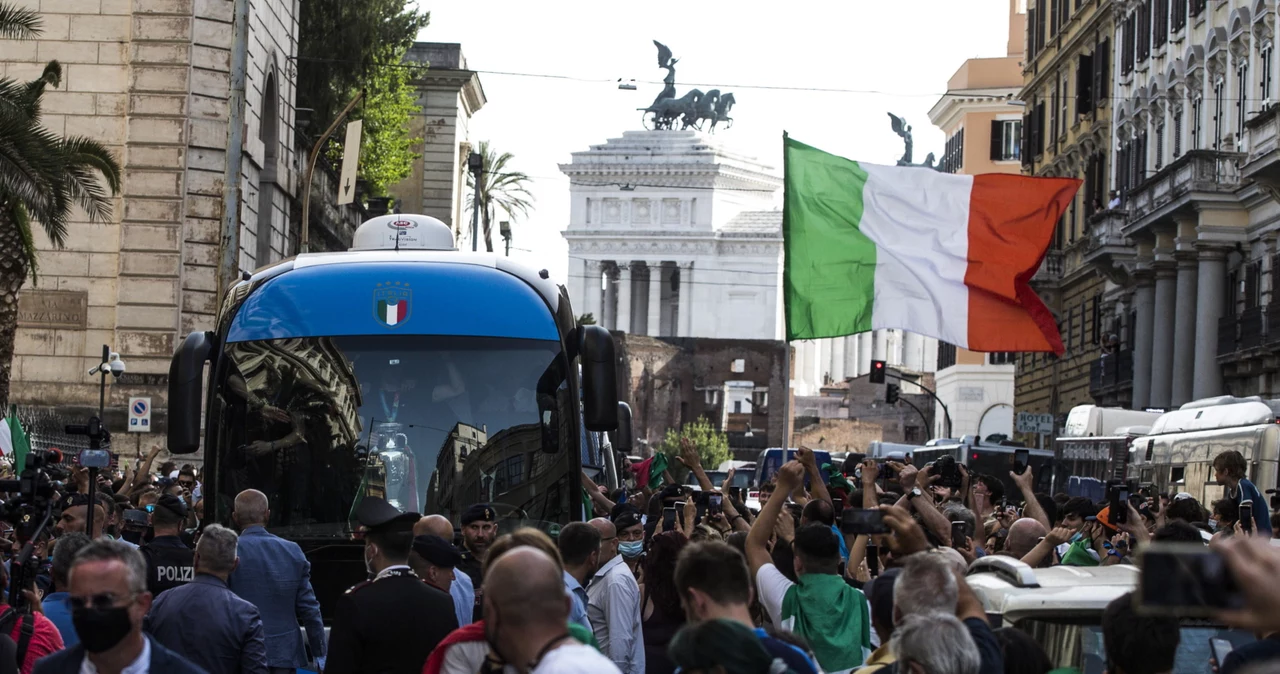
[209,334,577,538]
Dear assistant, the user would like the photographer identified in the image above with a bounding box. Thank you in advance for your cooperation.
[137,494,194,596]
[0,555,63,674]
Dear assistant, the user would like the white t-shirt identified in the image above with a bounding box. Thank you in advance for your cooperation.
[533,644,622,674]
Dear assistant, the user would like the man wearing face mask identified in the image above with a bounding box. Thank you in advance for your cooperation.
[611,509,645,575]
[324,497,457,674]
[585,518,643,674]
[31,539,205,674]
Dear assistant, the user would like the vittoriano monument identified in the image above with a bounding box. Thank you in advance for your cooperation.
[641,41,736,132]
[888,113,941,170]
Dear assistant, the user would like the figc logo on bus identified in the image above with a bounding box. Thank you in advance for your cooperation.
[374,282,412,328]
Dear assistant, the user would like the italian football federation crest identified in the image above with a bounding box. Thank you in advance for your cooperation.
[374,282,411,328]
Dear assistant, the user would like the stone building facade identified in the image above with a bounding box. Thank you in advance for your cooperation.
[1016,0,1115,433]
[2,0,299,445]
[612,333,789,456]
[388,42,486,245]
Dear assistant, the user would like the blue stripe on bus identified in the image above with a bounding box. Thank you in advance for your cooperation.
[227,262,559,343]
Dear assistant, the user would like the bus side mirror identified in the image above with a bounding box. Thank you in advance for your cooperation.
[579,326,618,432]
[168,331,214,454]
[613,402,633,454]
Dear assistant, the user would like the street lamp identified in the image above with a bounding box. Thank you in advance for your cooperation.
[499,220,511,257]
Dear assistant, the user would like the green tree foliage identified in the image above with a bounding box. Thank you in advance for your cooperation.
[657,418,731,477]
[298,0,427,194]
[577,313,597,326]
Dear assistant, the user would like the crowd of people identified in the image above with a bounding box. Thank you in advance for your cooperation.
[5,441,1280,673]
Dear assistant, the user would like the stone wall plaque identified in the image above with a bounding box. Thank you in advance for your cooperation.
[958,386,985,402]
[17,290,87,329]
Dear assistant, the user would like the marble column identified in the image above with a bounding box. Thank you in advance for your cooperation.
[647,262,663,337]
[818,339,832,384]
[616,262,632,334]
[843,335,858,378]
[903,332,925,372]
[677,262,693,337]
[1192,247,1229,399]
[831,337,847,382]
[873,330,887,362]
[584,260,602,324]
[603,263,618,330]
[1149,263,1177,409]
[1131,271,1156,409]
[860,332,874,372]
[1170,254,1199,406]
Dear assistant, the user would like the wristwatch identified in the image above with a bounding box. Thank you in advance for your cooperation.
[909,488,924,500]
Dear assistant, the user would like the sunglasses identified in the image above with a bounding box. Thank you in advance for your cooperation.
[67,592,136,612]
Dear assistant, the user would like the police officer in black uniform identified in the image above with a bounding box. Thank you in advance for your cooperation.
[325,497,458,674]
[138,494,195,596]
[456,503,497,622]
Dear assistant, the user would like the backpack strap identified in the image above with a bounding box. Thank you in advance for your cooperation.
[0,607,31,669]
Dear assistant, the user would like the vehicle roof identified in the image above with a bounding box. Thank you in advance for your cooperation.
[966,558,1138,622]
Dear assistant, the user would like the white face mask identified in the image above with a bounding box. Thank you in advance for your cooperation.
[1208,519,1219,530]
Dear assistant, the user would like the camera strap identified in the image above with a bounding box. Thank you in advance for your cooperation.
[0,607,33,667]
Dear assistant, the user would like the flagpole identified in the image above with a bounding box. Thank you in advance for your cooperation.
[781,341,791,455]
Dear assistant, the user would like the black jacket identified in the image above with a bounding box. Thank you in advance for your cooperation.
[139,535,195,596]
[324,570,458,674]
[33,636,208,674]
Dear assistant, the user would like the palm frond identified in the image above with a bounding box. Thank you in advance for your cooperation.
[0,115,62,221]
[61,135,122,194]
[0,5,40,41]
[6,200,38,283]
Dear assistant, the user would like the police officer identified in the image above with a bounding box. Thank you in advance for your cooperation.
[457,503,497,622]
[138,493,195,596]
[325,497,458,674]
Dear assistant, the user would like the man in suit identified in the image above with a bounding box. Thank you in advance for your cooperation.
[324,497,458,674]
[227,490,325,674]
[146,525,268,674]
[32,539,206,674]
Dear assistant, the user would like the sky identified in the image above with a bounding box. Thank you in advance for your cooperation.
[413,1,1014,282]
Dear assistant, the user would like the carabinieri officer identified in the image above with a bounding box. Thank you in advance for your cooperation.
[324,496,458,674]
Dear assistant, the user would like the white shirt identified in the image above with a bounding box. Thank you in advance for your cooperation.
[533,643,622,674]
[80,635,150,674]
[586,555,644,674]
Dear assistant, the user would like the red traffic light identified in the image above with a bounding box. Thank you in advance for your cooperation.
[870,359,887,384]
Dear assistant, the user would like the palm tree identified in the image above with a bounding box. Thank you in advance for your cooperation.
[465,141,534,253]
[0,3,123,410]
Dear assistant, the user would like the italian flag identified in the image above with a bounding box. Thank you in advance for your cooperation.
[378,299,405,326]
[783,135,1077,354]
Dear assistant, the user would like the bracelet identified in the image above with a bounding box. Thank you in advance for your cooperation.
[731,515,744,524]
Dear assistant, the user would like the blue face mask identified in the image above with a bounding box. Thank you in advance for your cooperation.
[619,541,644,559]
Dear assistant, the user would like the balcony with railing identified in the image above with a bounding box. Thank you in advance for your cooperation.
[1242,103,1280,184]
[1126,150,1246,234]
[1218,315,1240,357]
[1031,250,1065,288]
[1089,350,1133,404]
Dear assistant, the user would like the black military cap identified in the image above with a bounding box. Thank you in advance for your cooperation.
[155,493,187,518]
[58,493,91,511]
[355,496,418,534]
[461,503,496,526]
[612,504,643,531]
[412,534,462,568]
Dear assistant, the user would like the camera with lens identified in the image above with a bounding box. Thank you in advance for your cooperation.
[0,447,66,610]
[932,454,964,489]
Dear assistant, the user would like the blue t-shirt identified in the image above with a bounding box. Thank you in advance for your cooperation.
[41,591,77,647]
[756,627,821,674]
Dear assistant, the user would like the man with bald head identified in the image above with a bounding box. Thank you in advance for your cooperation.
[486,548,621,673]
[228,489,326,673]
[586,517,643,673]
[1003,518,1048,560]
[414,514,475,627]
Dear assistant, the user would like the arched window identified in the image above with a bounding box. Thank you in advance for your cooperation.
[256,69,280,265]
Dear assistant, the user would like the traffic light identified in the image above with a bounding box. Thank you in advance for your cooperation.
[886,383,900,404]
[869,359,887,383]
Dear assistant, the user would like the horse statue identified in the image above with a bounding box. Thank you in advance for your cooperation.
[683,89,719,130]
[708,93,735,133]
[643,89,702,130]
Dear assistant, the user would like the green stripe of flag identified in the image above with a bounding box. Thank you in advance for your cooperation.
[783,135,879,341]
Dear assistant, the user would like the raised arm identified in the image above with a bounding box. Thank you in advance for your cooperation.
[797,447,832,507]
[719,469,751,533]
[746,461,803,577]
[677,437,716,492]
[580,470,617,514]
[1010,467,1050,530]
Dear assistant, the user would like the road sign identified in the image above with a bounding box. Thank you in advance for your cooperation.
[128,397,151,433]
[336,119,363,205]
[1016,412,1055,435]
